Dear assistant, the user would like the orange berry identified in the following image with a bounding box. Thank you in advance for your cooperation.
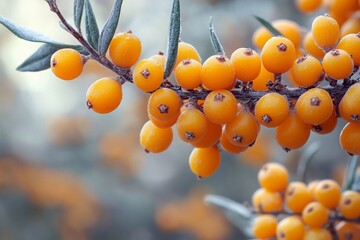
[303,31,325,59]
[176,107,207,143]
[230,48,261,82]
[149,112,179,129]
[272,19,302,49]
[312,107,338,134]
[50,48,83,80]
[252,188,283,213]
[252,215,277,239]
[261,36,296,74]
[304,228,332,240]
[203,90,237,125]
[175,59,202,90]
[311,15,340,51]
[295,88,333,125]
[276,112,311,151]
[338,190,360,220]
[340,83,360,122]
[252,26,273,49]
[296,0,322,13]
[175,41,201,67]
[329,0,358,16]
[150,52,166,69]
[307,180,319,200]
[191,119,222,148]
[258,162,289,192]
[336,221,360,240]
[255,92,290,128]
[133,58,164,92]
[109,32,142,68]
[276,216,305,240]
[188,146,221,178]
[201,55,235,90]
[285,182,313,213]
[224,110,260,146]
[337,33,360,66]
[340,122,360,155]
[252,62,275,91]
[314,179,341,209]
[86,77,122,114]
[290,55,323,87]
[220,133,248,154]
[139,120,173,153]
[302,202,329,228]
[341,17,360,37]
[147,88,182,122]
[322,49,354,80]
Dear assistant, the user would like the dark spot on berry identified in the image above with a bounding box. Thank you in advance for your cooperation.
[51,58,57,67]
[351,114,359,121]
[141,69,151,79]
[182,59,192,65]
[322,183,330,189]
[157,104,169,114]
[216,55,226,62]
[86,100,93,109]
[310,97,321,106]
[262,114,272,124]
[144,149,150,153]
[233,135,243,143]
[279,231,286,238]
[287,188,295,196]
[307,207,314,213]
[344,198,352,205]
[185,131,195,140]
[331,49,340,56]
[244,48,254,56]
[277,43,288,52]
[312,125,323,132]
[297,55,307,64]
[214,93,225,101]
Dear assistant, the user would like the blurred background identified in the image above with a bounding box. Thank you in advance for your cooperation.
[0,0,353,239]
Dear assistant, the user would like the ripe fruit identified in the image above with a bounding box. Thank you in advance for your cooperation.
[314,179,341,209]
[261,36,296,74]
[188,146,221,178]
[272,19,302,49]
[109,32,142,68]
[149,112,179,129]
[303,31,325,59]
[295,88,333,125]
[86,77,122,114]
[50,48,83,80]
[252,188,283,213]
[175,59,202,90]
[219,133,248,154]
[176,107,207,143]
[311,15,340,51]
[258,162,289,192]
[276,216,305,240]
[339,83,360,122]
[147,88,182,122]
[339,122,360,155]
[230,48,261,82]
[312,108,337,134]
[322,49,354,80]
[201,55,235,90]
[191,119,222,148]
[175,41,201,67]
[304,229,332,240]
[290,55,323,87]
[252,215,277,239]
[139,120,173,153]
[252,26,273,49]
[203,90,237,125]
[296,0,322,13]
[338,190,360,219]
[252,62,275,91]
[150,52,166,69]
[255,92,290,128]
[302,202,329,228]
[285,182,313,213]
[133,58,164,92]
[336,221,360,240]
[337,33,360,66]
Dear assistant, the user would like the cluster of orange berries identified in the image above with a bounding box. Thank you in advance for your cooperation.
[251,162,360,240]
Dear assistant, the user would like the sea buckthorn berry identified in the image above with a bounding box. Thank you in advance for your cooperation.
[304,229,332,240]
[335,221,360,240]
[285,182,313,213]
[203,90,237,125]
[201,55,235,90]
[339,84,360,122]
[252,26,273,49]
[50,48,83,80]
[338,190,360,219]
[337,33,360,66]
[252,188,283,213]
[339,122,360,155]
[307,180,319,200]
[191,119,222,148]
[230,48,261,82]
[272,19,302,49]
[149,112,179,129]
[295,88,333,125]
[150,52,166,69]
[303,32,325,59]
[322,49,354,79]
[314,179,341,209]
[109,32,142,68]
[188,146,221,178]
[86,77,122,114]
[133,58,164,92]
[311,15,340,51]
[276,112,311,151]
[147,88,182,122]
[176,107,207,143]
[312,107,337,134]
[261,36,296,74]
[175,59,202,90]
[252,215,277,239]
[252,62,275,91]
[341,17,360,37]
[276,216,305,240]
[220,133,248,154]
[329,0,358,17]
[175,41,202,67]
[139,120,173,153]
[224,110,260,147]
[258,162,289,192]
[296,0,322,13]
[255,92,290,128]
[290,55,323,87]
[302,202,329,228]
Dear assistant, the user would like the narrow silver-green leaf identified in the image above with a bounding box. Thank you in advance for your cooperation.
[17,44,87,72]
[296,142,321,182]
[74,0,85,32]
[98,0,123,57]
[351,174,360,191]
[254,16,282,37]
[84,0,99,50]
[342,155,359,191]
[209,17,225,55]
[164,0,180,79]
[0,16,62,45]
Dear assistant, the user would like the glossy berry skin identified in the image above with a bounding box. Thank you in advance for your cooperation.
[149,112,179,129]
[175,41,201,67]
[252,26,273,49]
[258,162,289,192]
[220,133,248,154]
[133,58,164,92]
[255,92,290,128]
[252,188,283,213]
[337,33,360,66]
[191,119,222,148]
[140,120,173,153]
[322,49,354,80]
[51,48,83,80]
[295,88,333,125]
[147,88,182,122]
[312,108,337,134]
[302,202,329,228]
[304,229,332,240]
[336,221,360,240]
[86,77,122,114]
[339,122,360,155]
[314,179,341,209]
[203,90,237,125]
[303,31,325,59]
[311,15,340,51]
[285,182,313,213]
[290,55,323,87]
[175,59,202,90]
[276,216,305,240]
[339,83,360,123]
[338,190,360,220]
[201,55,235,90]
[109,32,142,68]
[252,215,277,239]
[230,48,261,82]
[176,107,207,143]
[296,0,322,13]
[252,62,275,91]
[188,146,221,178]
